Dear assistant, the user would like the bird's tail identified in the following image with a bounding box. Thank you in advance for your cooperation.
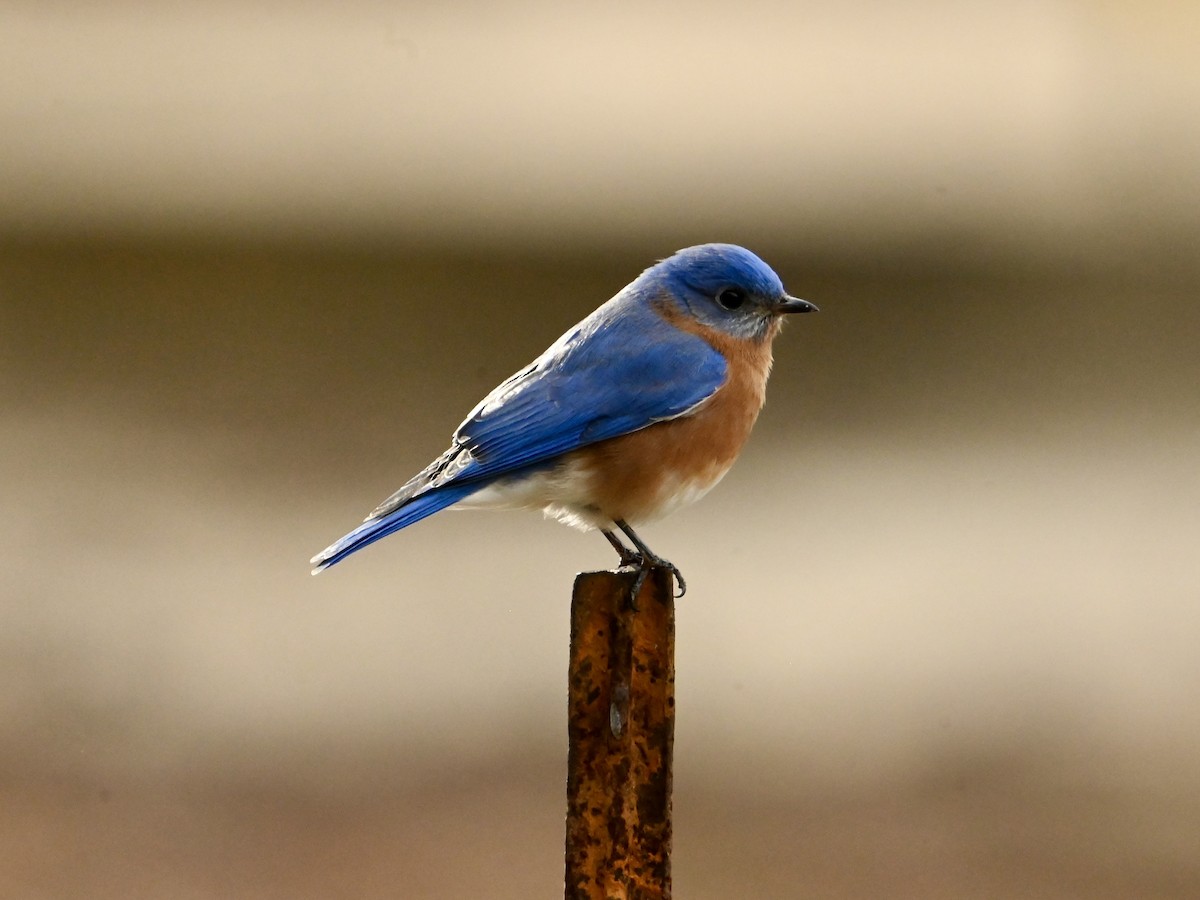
[310,482,478,574]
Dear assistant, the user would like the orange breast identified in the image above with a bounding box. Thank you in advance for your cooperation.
[572,303,778,524]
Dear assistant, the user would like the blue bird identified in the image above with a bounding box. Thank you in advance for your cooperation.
[311,243,816,593]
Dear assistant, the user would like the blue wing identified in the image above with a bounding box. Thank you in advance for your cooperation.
[454,300,728,478]
[311,297,727,572]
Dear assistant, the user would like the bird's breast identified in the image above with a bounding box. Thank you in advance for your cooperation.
[568,319,775,525]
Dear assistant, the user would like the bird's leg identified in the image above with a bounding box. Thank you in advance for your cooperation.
[601,528,643,568]
[601,528,646,610]
[615,519,687,598]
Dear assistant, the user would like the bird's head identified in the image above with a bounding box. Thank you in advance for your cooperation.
[644,243,817,342]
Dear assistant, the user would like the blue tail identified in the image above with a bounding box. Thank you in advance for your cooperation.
[310,482,479,573]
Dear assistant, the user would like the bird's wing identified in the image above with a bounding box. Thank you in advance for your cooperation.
[366,303,727,520]
[457,305,726,472]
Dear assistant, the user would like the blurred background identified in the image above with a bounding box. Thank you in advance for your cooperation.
[3,2,1199,897]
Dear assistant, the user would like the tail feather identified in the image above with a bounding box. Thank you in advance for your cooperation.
[310,483,478,573]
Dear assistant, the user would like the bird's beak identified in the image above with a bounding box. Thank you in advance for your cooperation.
[777,295,819,314]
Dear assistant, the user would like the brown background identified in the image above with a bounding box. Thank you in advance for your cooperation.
[2,3,1199,897]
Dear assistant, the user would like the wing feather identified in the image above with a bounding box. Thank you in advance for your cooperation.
[366,300,727,523]
[456,302,726,475]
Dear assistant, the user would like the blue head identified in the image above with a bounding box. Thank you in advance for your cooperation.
[639,243,817,341]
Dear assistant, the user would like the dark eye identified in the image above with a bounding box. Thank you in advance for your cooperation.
[716,288,745,310]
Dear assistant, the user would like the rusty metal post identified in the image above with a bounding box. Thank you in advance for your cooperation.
[565,567,675,900]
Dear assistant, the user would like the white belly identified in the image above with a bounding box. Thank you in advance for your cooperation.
[455,456,730,531]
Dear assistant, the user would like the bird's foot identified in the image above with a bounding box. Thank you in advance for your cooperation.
[669,562,687,597]
[616,554,686,603]
[615,554,648,610]
[650,556,686,598]
[602,523,686,603]
[614,547,644,569]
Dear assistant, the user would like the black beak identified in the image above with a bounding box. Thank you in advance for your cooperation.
[778,294,819,314]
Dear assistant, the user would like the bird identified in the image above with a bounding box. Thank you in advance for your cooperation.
[310,243,816,595]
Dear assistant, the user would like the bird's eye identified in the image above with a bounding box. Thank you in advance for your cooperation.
[716,288,745,310]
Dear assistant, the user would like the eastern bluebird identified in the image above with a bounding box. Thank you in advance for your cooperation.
[310,243,816,594]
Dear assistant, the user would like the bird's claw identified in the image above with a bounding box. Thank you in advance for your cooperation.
[664,561,686,597]
[622,562,646,611]
[617,556,686,606]
[603,522,685,603]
